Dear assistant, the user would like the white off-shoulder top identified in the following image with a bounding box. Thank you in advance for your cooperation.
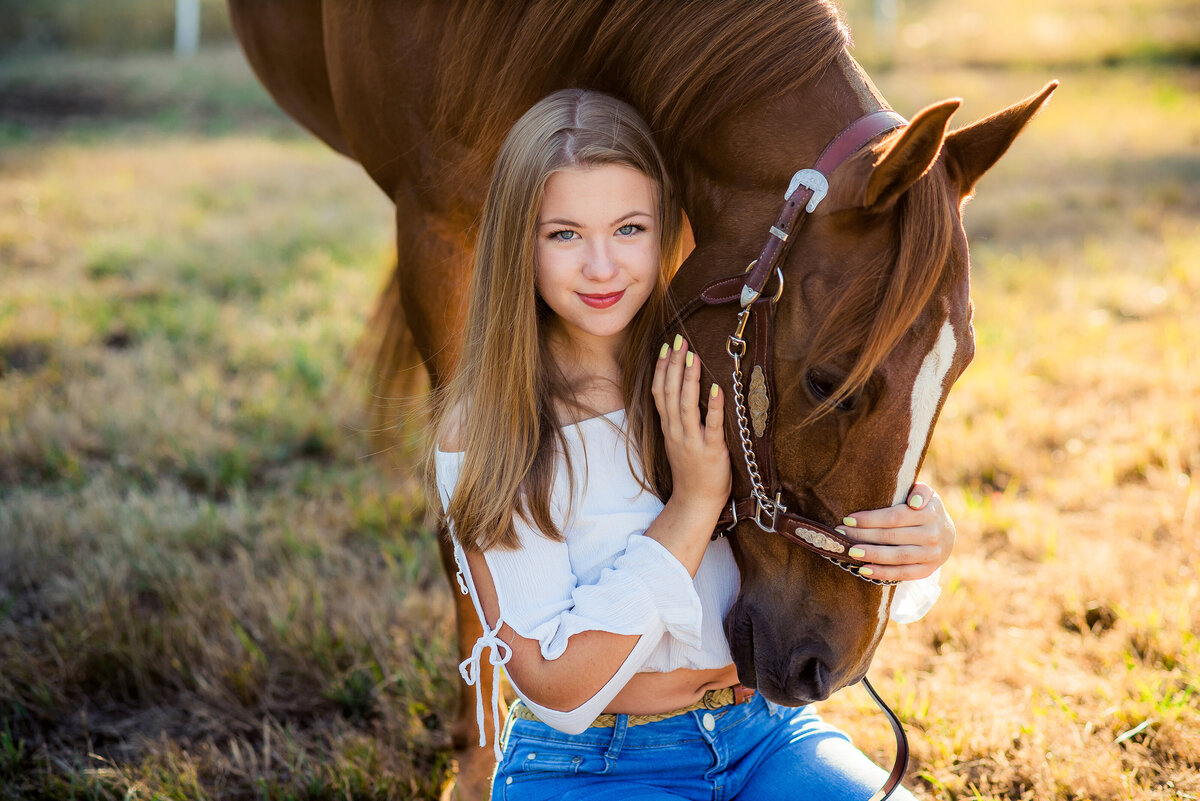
[435,409,941,758]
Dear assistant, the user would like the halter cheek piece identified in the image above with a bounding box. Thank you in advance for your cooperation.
[672,110,912,801]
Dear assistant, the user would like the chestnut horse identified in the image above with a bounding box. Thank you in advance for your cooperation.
[228,1,1054,796]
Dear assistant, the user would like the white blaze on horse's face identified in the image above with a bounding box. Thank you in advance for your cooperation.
[892,317,959,505]
[869,315,959,645]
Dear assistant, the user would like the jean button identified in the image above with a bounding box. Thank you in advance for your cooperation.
[702,712,716,731]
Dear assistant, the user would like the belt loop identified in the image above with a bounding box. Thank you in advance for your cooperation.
[605,714,629,763]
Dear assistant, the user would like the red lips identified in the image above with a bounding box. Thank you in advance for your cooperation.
[578,290,625,309]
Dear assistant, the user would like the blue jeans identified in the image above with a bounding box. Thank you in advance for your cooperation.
[492,694,915,800]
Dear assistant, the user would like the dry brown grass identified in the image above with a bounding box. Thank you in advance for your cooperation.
[0,26,1197,801]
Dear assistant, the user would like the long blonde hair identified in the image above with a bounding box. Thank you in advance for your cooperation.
[432,89,683,551]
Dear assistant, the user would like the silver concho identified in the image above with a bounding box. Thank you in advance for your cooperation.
[798,527,846,555]
[749,365,769,437]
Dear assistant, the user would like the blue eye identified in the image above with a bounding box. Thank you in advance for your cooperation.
[549,229,577,241]
[617,224,644,236]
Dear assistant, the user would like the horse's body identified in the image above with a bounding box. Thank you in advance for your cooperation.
[228,1,1054,796]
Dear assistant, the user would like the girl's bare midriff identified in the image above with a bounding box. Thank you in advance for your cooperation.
[603,664,740,715]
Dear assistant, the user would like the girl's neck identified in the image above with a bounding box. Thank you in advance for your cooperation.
[546,327,625,415]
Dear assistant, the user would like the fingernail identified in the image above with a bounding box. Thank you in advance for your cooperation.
[686,352,694,368]
[710,383,719,399]
[908,494,925,509]
[842,517,857,527]
[858,566,874,577]
[659,343,669,359]
[848,547,866,558]
[673,334,683,351]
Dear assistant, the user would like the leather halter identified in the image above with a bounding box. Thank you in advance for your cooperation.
[673,109,912,801]
[675,109,908,584]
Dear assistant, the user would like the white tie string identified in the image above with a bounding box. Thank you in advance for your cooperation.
[458,622,513,761]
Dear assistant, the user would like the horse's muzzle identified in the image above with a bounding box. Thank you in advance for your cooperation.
[726,602,860,706]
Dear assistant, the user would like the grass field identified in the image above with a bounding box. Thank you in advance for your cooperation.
[1,7,1198,800]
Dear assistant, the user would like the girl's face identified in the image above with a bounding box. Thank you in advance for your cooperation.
[534,164,660,358]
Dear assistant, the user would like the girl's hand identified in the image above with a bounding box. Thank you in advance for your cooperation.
[651,335,731,513]
[835,483,955,582]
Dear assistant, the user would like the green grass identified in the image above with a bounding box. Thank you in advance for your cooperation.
[1,15,1198,801]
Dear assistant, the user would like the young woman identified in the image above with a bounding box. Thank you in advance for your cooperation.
[431,89,954,801]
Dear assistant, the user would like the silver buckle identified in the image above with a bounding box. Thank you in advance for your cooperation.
[785,168,829,213]
[752,492,787,533]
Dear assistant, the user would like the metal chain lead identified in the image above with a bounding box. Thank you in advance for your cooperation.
[727,307,780,527]
[730,352,772,511]
[727,310,896,586]
[827,553,897,586]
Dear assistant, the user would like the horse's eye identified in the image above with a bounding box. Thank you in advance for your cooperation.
[806,370,856,411]
[806,372,834,400]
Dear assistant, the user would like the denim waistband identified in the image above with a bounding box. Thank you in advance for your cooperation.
[510,684,756,729]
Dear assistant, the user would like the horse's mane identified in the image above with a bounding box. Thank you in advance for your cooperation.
[432,0,850,163]
[806,156,960,416]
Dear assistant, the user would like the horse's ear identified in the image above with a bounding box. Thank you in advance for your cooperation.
[943,81,1058,199]
[861,99,961,212]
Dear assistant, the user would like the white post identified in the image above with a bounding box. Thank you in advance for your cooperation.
[175,0,201,60]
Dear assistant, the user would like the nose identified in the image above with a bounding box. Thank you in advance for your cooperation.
[581,241,619,282]
[785,644,836,702]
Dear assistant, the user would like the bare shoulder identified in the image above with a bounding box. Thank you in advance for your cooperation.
[438,401,468,453]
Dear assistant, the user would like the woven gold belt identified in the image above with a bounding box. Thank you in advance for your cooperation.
[511,685,756,728]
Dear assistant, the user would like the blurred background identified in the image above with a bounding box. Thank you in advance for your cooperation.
[1,1,1197,799]
[0,0,233,54]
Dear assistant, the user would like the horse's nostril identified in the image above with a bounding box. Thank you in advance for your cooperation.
[790,656,831,701]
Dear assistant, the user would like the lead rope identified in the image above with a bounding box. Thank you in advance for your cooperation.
[863,677,910,801]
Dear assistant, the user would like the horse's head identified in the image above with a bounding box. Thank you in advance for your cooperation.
[673,83,1056,706]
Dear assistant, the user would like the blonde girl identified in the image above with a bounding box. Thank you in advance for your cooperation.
[432,88,952,801]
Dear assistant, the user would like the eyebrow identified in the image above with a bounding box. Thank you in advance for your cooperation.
[537,210,654,228]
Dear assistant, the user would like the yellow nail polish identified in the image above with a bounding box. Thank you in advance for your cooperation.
[859,566,874,577]
[848,547,866,558]
[659,343,669,359]
[710,384,719,399]
[908,494,924,509]
[686,352,694,368]
[673,334,683,351]
[842,517,857,527]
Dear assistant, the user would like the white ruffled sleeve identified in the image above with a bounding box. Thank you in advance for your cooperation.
[435,446,704,740]
[483,523,703,658]
[888,568,942,623]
